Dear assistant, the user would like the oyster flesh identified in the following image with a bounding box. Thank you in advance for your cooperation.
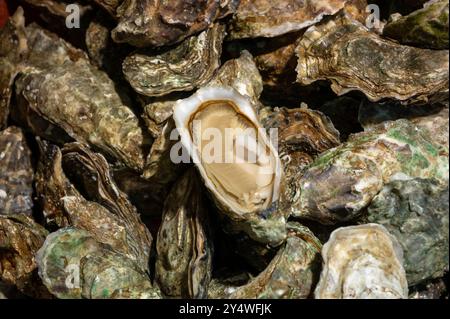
[173,86,285,246]
[315,224,408,299]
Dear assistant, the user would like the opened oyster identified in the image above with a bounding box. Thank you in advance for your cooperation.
[296,13,449,103]
[383,0,449,49]
[155,169,213,298]
[0,127,34,216]
[112,0,239,47]
[173,86,285,246]
[315,224,408,299]
[292,118,449,224]
[123,24,225,97]
[366,178,449,286]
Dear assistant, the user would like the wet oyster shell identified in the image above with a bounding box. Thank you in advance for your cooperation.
[0,214,50,298]
[0,127,34,216]
[293,118,449,224]
[173,86,286,246]
[211,223,322,299]
[112,0,239,47]
[295,13,449,103]
[383,0,449,49]
[365,178,449,286]
[123,24,225,97]
[228,0,349,39]
[315,224,408,299]
[15,59,149,171]
[155,169,213,298]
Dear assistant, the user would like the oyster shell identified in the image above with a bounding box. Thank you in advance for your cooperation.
[155,169,213,298]
[36,227,160,299]
[0,214,50,298]
[0,127,34,216]
[383,0,449,49]
[123,24,225,97]
[315,224,408,299]
[112,0,239,47]
[228,0,349,39]
[210,223,322,299]
[173,86,285,246]
[366,178,449,286]
[295,13,449,103]
[292,118,449,224]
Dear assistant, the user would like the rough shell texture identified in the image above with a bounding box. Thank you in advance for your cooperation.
[123,24,225,97]
[36,227,160,299]
[228,0,349,39]
[293,118,449,224]
[112,0,239,47]
[383,0,449,49]
[295,13,449,103]
[211,223,321,299]
[155,169,213,298]
[315,224,408,299]
[0,127,34,216]
[0,214,50,298]
[366,178,449,286]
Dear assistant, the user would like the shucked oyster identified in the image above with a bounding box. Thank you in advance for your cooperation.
[173,86,285,246]
[123,24,225,97]
[0,127,34,216]
[155,169,213,299]
[383,0,449,49]
[366,178,449,286]
[36,227,160,299]
[228,0,350,39]
[315,224,408,299]
[292,118,449,224]
[209,223,322,299]
[112,0,239,47]
[296,13,449,103]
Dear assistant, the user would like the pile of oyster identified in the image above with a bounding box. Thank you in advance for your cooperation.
[0,0,448,299]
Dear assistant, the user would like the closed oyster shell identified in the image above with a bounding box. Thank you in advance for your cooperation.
[211,223,322,299]
[173,86,285,246]
[123,24,225,97]
[295,13,449,103]
[365,178,449,286]
[0,127,34,216]
[315,224,408,299]
[155,169,213,298]
[112,0,239,47]
[293,118,449,224]
[383,0,449,49]
[0,214,50,298]
[228,0,349,39]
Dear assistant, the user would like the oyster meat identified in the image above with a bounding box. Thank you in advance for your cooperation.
[315,224,408,299]
[366,178,449,286]
[296,13,449,103]
[0,127,34,216]
[173,86,285,246]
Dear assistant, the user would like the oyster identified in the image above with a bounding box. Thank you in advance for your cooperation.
[210,223,322,299]
[365,178,449,286]
[173,86,285,246]
[36,227,160,299]
[123,24,225,97]
[112,0,239,47]
[91,0,123,16]
[295,13,449,103]
[315,224,408,299]
[383,0,449,49]
[0,214,50,298]
[0,127,34,216]
[228,0,349,39]
[259,106,340,211]
[292,118,449,224]
[155,169,213,298]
